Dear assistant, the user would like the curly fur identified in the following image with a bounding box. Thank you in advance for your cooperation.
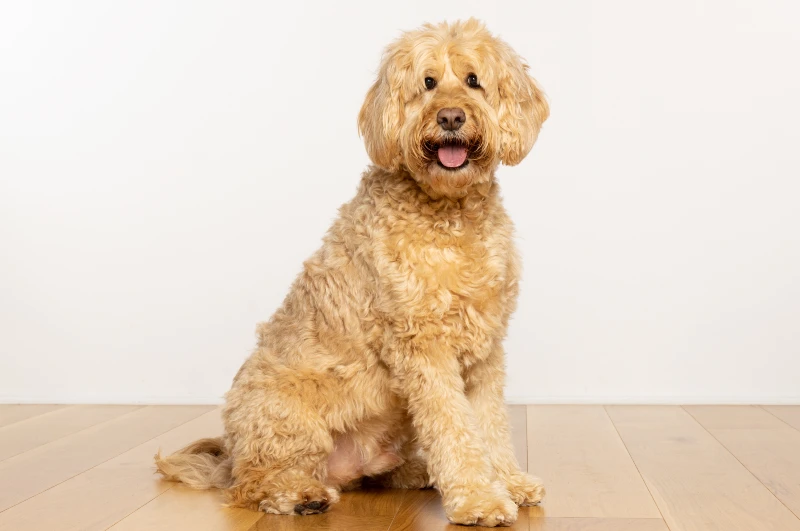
[155,18,549,527]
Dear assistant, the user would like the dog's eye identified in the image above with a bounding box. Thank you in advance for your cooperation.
[466,73,480,88]
[424,77,437,90]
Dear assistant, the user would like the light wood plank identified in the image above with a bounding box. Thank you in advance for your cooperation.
[108,485,262,531]
[0,405,65,428]
[709,428,800,520]
[683,405,787,429]
[0,404,141,461]
[508,404,528,472]
[111,475,406,531]
[0,405,213,512]
[386,488,530,530]
[0,407,223,531]
[5,404,796,531]
[526,405,660,518]
[762,405,800,431]
[530,518,669,530]
[687,405,800,519]
[607,405,800,531]
[333,487,408,516]
[251,512,394,531]
[254,488,402,531]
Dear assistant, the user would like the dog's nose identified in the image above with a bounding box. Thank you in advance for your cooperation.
[437,107,466,131]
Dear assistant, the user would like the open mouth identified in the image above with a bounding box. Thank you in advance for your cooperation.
[425,140,470,170]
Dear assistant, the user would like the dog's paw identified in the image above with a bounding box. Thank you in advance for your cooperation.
[257,481,340,515]
[444,482,517,527]
[505,473,545,506]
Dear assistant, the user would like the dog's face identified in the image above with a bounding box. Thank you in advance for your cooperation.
[358,19,549,198]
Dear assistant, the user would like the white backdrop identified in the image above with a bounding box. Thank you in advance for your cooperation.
[1,1,799,404]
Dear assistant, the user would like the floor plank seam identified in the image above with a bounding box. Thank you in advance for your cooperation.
[0,405,76,431]
[0,405,68,429]
[249,511,265,530]
[0,406,210,516]
[95,408,224,529]
[384,489,408,531]
[103,482,178,530]
[758,405,800,433]
[0,405,145,465]
[602,405,673,531]
[680,405,800,523]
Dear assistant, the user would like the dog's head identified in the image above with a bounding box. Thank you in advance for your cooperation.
[358,19,549,198]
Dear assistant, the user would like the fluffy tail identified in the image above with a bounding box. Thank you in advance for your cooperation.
[154,437,233,490]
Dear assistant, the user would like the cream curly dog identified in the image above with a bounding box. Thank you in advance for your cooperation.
[156,18,549,527]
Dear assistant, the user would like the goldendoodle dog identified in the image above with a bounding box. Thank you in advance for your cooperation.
[156,18,549,527]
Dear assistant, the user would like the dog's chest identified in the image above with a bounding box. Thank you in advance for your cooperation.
[414,236,507,308]
[384,215,515,355]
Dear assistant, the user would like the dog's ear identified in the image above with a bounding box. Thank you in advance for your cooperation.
[495,45,550,166]
[358,47,407,171]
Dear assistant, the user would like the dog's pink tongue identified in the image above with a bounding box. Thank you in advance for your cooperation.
[437,145,468,168]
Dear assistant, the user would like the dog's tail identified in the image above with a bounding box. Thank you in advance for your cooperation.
[154,437,233,490]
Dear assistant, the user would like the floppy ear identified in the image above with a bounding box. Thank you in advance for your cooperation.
[496,46,550,166]
[358,47,407,171]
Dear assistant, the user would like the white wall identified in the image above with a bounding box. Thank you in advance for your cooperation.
[1,1,799,404]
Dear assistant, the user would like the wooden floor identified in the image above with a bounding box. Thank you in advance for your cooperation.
[1,405,799,530]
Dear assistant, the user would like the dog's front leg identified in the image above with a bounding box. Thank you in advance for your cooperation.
[464,341,545,507]
[387,336,517,527]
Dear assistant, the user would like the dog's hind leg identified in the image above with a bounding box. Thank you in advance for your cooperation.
[222,377,340,515]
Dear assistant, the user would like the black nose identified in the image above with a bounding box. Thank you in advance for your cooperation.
[437,107,466,131]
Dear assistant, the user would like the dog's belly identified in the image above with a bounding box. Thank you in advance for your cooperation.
[326,433,403,487]
[323,406,411,487]
[313,362,410,486]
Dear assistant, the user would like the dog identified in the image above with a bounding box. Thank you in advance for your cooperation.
[155,18,549,527]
